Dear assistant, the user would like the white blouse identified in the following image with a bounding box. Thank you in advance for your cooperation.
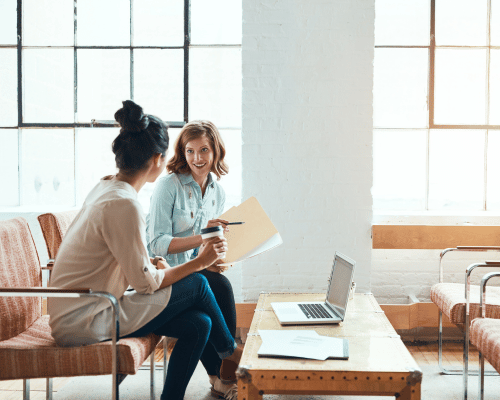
[48,178,171,347]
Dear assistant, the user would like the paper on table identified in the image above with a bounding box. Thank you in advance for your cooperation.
[257,330,348,360]
[218,197,282,267]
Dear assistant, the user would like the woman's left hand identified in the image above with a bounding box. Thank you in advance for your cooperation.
[206,218,230,233]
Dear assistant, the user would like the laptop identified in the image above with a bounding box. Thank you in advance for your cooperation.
[271,252,356,325]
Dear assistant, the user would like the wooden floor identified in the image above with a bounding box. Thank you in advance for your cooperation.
[0,342,493,399]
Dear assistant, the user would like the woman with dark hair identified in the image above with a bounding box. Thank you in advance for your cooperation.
[48,101,241,400]
[146,120,238,399]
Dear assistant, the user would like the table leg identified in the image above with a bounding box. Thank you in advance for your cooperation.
[399,382,421,400]
[237,380,262,400]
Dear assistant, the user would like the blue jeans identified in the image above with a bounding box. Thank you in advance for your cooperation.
[126,273,236,400]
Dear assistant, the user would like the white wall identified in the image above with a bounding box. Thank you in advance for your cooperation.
[241,0,375,301]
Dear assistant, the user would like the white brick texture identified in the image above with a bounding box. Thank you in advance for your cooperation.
[241,0,374,301]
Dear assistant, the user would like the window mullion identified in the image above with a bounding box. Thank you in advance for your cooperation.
[184,0,190,123]
[130,0,134,100]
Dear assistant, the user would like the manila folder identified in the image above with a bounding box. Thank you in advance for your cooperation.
[219,197,282,267]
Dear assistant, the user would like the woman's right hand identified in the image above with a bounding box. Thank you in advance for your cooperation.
[206,218,230,233]
[197,236,228,268]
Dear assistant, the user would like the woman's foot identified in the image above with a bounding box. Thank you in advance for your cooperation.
[211,378,238,400]
[219,345,243,384]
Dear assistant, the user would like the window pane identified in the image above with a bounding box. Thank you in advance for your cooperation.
[489,50,500,125]
[23,49,74,123]
[0,130,19,206]
[428,130,485,210]
[23,0,73,46]
[191,0,242,45]
[373,48,429,128]
[134,50,184,122]
[190,48,241,128]
[434,49,487,125]
[218,129,242,210]
[0,49,18,126]
[77,50,130,122]
[21,129,75,206]
[436,0,488,46]
[139,128,181,211]
[0,0,17,45]
[77,0,130,46]
[133,0,183,46]
[374,0,430,46]
[76,128,118,205]
[373,129,426,210]
[487,130,500,210]
[492,0,500,46]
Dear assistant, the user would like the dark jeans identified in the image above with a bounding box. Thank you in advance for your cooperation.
[126,273,236,400]
[198,269,237,377]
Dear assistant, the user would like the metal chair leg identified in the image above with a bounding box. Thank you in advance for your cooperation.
[23,379,30,400]
[150,350,155,400]
[479,351,485,400]
[163,336,168,382]
[46,378,53,400]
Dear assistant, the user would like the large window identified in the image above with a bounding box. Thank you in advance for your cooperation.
[0,0,242,211]
[373,0,500,212]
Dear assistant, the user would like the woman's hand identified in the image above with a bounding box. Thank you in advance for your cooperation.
[206,218,230,233]
[197,236,227,268]
[206,259,229,274]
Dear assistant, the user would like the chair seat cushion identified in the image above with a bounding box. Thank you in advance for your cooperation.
[431,283,500,325]
[0,315,161,380]
[470,318,500,374]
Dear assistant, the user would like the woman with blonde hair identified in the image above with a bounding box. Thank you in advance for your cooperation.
[147,120,237,399]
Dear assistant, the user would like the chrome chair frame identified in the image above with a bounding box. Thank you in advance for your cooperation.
[437,246,500,375]
[0,287,159,400]
[463,262,500,399]
[474,271,500,400]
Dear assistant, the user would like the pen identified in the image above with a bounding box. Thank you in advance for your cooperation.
[226,222,245,225]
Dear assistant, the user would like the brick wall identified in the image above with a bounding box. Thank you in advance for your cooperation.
[241,0,375,301]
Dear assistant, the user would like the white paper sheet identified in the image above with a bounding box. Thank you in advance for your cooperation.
[257,330,348,360]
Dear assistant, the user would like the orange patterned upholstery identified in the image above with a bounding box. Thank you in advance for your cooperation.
[431,282,500,326]
[0,217,162,382]
[0,217,41,341]
[0,315,160,379]
[37,210,79,259]
[470,318,500,374]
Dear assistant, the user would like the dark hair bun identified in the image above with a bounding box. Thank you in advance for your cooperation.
[114,100,150,132]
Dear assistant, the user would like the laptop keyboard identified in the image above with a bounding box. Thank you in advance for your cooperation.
[298,303,333,319]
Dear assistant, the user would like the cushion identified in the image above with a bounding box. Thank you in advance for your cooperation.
[0,218,42,341]
[431,283,500,325]
[38,211,79,260]
[470,318,500,374]
[0,315,162,380]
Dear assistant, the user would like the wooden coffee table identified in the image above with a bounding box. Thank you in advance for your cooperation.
[236,292,421,399]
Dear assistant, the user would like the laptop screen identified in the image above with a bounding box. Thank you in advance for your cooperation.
[325,253,355,318]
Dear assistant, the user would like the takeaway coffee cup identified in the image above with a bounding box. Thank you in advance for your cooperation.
[200,226,226,259]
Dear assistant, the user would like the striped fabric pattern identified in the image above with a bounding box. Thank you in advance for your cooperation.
[431,283,500,325]
[0,315,161,379]
[470,317,500,373]
[0,216,162,382]
[37,210,79,259]
[0,218,42,341]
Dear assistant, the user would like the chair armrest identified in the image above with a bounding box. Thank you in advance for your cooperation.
[0,287,121,379]
[479,271,500,317]
[465,263,500,321]
[0,287,90,295]
[439,247,500,283]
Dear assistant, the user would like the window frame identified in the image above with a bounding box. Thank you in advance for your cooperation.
[374,0,500,212]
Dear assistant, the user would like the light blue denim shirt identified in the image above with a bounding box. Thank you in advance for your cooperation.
[146,172,225,267]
